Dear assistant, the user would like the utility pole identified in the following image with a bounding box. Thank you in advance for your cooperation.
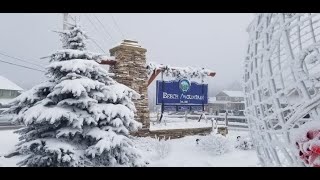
[63,13,68,30]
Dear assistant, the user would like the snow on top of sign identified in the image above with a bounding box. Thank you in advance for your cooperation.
[0,76,23,91]
[146,62,215,79]
[222,91,244,98]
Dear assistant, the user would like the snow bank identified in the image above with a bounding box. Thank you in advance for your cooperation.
[0,130,20,167]
[0,129,258,167]
[133,136,170,162]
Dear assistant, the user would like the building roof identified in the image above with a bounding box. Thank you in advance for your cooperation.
[222,90,244,98]
[0,76,23,91]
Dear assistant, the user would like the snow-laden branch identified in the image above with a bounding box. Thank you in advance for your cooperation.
[146,62,215,79]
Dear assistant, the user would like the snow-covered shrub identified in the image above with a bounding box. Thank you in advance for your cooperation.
[235,136,254,150]
[155,137,170,159]
[133,136,170,162]
[5,24,145,167]
[197,134,232,155]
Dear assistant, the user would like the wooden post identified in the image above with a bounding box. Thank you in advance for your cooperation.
[185,111,188,122]
[225,111,228,126]
[156,109,160,123]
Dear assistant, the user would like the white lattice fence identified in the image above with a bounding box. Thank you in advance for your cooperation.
[244,13,320,166]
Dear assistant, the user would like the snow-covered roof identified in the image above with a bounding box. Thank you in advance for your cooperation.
[0,76,23,91]
[222,91,244,97]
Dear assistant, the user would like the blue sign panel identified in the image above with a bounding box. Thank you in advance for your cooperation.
[156,79,208,105]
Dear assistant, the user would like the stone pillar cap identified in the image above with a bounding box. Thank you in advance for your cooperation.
[110,39,147,55]
[121,39,141,47]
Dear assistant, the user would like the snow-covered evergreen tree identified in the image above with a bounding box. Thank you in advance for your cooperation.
[7,24,145,167]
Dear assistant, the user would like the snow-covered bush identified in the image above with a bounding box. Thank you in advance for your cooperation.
[5,24,145,167]
[197,134,232,155]
[154,137,170,159]
[235,136,254,150]
[133,136,170,162]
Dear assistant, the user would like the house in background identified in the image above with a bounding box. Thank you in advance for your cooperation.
[0,75,23,108]
[207,90,245,116]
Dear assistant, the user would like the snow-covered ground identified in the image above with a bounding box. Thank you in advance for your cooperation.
[0,128,258,167]
[142,130,258,167]
[0,130,21,167]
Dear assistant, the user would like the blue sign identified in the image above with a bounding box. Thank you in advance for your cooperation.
[156,79,208,105]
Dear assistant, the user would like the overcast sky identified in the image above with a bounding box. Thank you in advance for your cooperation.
[0,13,254,92]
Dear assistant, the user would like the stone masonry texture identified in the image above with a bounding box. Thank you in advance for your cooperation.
[109,40,150,129]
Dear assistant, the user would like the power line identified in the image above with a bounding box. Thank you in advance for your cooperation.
[89,38,106,53]
[84,14,112,44]
[92,14,116,43]
[68,14,76,24]
[0,51,45,69]
[0,59,45,73]
[84,14,109,53]
[110,13,125,39]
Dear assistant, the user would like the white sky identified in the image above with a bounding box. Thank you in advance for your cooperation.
[0,13,254,92]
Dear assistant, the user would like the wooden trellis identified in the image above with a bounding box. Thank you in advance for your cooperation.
[244,13,320,166]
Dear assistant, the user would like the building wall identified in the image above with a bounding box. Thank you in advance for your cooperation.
[0,89,20,99]
[207,91,245,115]
[216,95,244,102]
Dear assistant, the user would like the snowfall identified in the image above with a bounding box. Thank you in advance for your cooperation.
[0,119,258,167]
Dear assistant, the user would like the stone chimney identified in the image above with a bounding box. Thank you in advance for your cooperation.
[109,40,150,129]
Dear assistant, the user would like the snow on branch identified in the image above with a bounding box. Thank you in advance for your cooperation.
[146,62,215,79]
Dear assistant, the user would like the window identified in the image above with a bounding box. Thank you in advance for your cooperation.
[10,90,17,97]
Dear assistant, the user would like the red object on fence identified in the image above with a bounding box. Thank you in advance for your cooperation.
[296,129,320,167]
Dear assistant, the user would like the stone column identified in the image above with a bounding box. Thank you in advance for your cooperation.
[109,40,150,129]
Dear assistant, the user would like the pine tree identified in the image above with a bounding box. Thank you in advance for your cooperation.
[7,24,145,167]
